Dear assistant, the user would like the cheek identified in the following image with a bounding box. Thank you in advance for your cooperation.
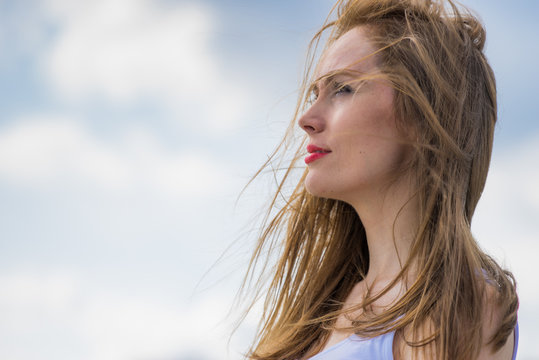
[336,111,408,177]
[335,104,397,159]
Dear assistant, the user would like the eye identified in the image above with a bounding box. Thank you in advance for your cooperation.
[333,82,353,96]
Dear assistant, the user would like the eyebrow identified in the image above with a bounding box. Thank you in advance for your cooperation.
[309,69,365,95]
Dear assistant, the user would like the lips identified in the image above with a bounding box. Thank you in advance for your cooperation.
[305,144,331,164]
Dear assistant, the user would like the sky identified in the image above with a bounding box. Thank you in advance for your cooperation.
[0,0,538,359]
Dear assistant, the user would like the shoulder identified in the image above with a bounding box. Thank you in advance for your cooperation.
[394,283,517,360]
[476,284,516,360]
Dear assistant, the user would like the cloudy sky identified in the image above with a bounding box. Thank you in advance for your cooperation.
[0,0,537,359]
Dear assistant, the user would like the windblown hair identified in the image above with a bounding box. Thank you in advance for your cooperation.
[239,0,518,359]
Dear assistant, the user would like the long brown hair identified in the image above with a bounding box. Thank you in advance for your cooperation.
[238,0,518,359]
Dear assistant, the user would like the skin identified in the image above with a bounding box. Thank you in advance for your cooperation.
[298,26,515,360]
[299,25,418,302]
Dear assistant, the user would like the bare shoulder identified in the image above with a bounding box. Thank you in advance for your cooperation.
[393,283,516,360]
[477,284,516,360]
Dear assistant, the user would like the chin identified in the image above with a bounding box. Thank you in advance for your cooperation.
[304,174,345,201]
[304,176,325,198]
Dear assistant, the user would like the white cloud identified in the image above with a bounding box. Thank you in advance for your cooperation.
[43,0,250,132]
[0,116,231,197]
[0,118,129,188]
[0,269,242,360]
[0,270,81,359]
[0,270,77,317]
[80,294,236,360]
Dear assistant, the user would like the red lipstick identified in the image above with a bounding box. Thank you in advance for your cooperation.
[305,144,331,165]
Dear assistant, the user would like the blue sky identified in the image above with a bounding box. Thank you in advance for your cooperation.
[0,1,537,359]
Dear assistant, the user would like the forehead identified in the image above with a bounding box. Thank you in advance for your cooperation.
[315,26,379,78]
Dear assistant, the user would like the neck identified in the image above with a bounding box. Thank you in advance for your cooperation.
[349,176,419,284]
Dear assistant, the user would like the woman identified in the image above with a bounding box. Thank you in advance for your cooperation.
[239,0,519,359]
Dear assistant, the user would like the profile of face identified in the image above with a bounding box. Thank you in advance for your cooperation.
[299,26,411,204]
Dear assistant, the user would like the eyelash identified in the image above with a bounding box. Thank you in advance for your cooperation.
[334,83,353,96]
[307,82,353,105]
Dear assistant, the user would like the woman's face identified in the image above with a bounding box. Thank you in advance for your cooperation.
[299,26,410,203]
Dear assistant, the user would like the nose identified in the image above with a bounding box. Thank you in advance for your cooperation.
[298,102,325,135]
